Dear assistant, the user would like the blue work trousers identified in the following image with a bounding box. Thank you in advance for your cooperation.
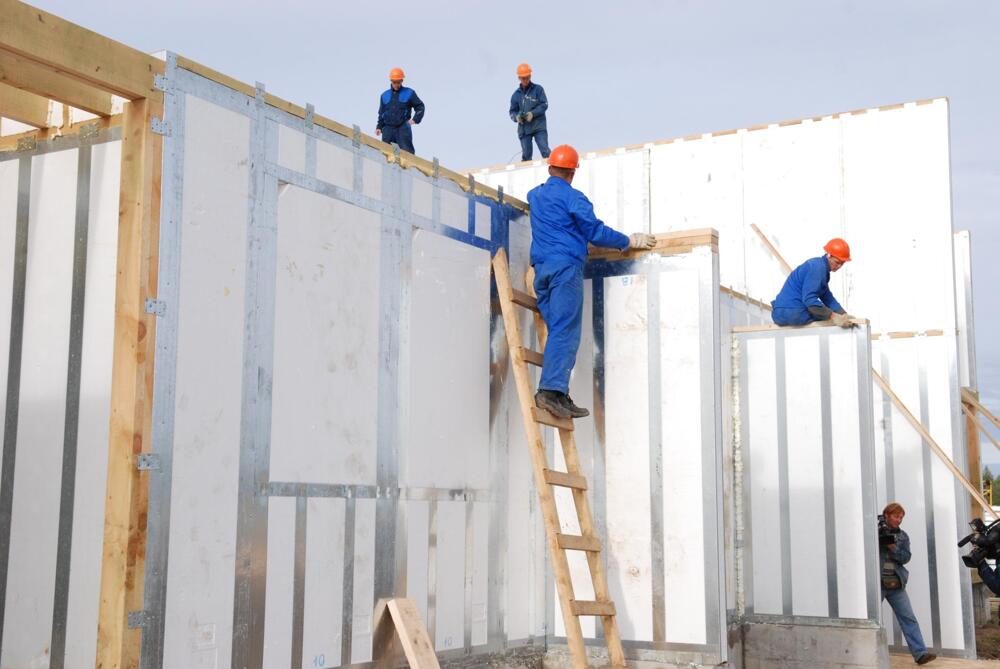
[382,123,414,154]
[771,306,815,326]
[534,260,583,394]
[520,130,551,161]
[883,587,929,660]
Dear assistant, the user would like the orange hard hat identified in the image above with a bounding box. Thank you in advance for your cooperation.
[516,63,532,77]
[824,238,851,262]
[389,67,405,81]
[548,144,579,169]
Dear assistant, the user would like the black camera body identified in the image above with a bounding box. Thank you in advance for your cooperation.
[958,518,1000,568]
[878,514,901,546]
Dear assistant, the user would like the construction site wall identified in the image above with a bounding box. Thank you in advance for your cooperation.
[472,98,976,658]
[0,127,122,668]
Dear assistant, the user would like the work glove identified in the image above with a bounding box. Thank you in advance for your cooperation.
[830,312,853,328]
[516,114,525,124]
[525,112,534,123]
[628,233,657,250]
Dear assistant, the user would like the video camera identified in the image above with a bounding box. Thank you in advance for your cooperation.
[878,514,901,546]
[958,518,1000,568]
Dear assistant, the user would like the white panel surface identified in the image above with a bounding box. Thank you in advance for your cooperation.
[0,160,18,499]
[270,187,380,484]
[350,499,376,663]
[3,149,77,667]
[162,94,249,669]
[411,176,432,220]
[303,497,345,669]
[435,501,465,651]
[278,123,307,174]
[316,139,354,191]
[440,189,467,233]
[263,498,296,667]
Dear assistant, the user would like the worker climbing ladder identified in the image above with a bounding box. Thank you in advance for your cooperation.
[491,248,626,669]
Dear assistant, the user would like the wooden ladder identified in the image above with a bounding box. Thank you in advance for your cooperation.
[491,248,626,669]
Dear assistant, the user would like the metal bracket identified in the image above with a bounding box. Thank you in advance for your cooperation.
[304,103,315,126]
[144,298,166,317]
[128,610,152,629]
[153,73,169,92]
[352,124,361,148]
[16,136,36,152]
[392,144,400,162]
[79,122,100,143]
[432,157,440,180]
[468,173,475,193]
[254,82,266,103]
[137,453,161,472]
[497,184,504,204]
[150,117,170,136]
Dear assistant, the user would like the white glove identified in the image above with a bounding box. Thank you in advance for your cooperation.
[830,312,853,328]
[525,111,534,122]
[628,233,656,250]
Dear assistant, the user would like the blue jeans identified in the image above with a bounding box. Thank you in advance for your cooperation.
[883,587,929,659]
[520,130,550,161]
[771,306,814,326]
[382,123,414,153]
[534,260,583,394]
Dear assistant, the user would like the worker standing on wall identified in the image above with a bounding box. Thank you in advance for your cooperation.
[529,144,656,419]
[771,238,855,327]
[880,503,937,665]
[509,63,550,162]
[376,67,425,154]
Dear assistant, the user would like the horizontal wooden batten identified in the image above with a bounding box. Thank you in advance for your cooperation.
[587,228,719,261]
[571,600,615,616]
[0,80,49,127]
[0,49,113,116]
[543,469,587,490]
[531,407,574,431]
[0,114,122,153]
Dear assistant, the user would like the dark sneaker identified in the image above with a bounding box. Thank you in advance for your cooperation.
[916,653,936,665]
[561,394,590,418]
[535,390,572,419]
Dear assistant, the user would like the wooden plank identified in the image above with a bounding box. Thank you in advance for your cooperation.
[95,95,162,669]
[963,403,1000,453]
[964,387,1000,433]
[531,406,574,431]
[732,317,868,333]
[491,249,588,668]
[0,1,162,100]
[543,469,587,490]
[511,289,539,312]
[750,223,793,275]
[587,229,719,261]
[0,80,50,127]
[963,397,987,522]
[0,114,121,153]
[386,598,441,669]
[874,370,997,520]
[519,346,544,367]
[571,600,616,616]
[0,49,113,116]
[557,533,602,552]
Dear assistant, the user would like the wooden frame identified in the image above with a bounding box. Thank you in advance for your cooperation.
[0,3,163,668]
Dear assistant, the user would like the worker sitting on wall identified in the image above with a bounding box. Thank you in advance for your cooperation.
[376,67,425,154]
[529,144,656,419]
[880,503,936,665]
[509,63,550,162]
[771,238,854,328]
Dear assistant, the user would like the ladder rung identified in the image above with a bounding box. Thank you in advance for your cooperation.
[543,469,587,490]
[519,347,544,367]
[571,600,615,617]
[557,533,601,552]
[511,289,539,312]
[531,406,574,431]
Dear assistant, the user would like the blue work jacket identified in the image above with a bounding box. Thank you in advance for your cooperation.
[527,176,629,266]
[771,255,844,313]
[377,86,425,129]
[880,528,912,587]
[509,82,548,139]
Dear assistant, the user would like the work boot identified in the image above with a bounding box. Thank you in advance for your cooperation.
[535,390,572,419]
[916,653,936,665]
[560,394,590,418]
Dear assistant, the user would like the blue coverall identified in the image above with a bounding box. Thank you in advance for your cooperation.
[770,255,844,326]
[377,86,425,154]
[510,82,550,161]
[527,176,629,394]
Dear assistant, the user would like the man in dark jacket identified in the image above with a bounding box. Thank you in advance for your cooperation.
[509,63,550,162]
[376,67,425,154]
[771,238,854,327]
[881,503,936,665]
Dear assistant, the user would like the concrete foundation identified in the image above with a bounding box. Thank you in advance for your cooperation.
[742,621,890,669]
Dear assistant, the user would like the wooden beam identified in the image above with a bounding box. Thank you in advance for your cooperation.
[0,80,50,127]
[964,387,1000,434]
[732,317,868,333]
[0,114,121,153]
[750,223,793,275]
[963,392,985,521]
[0,0,162,100]
[0,48,113,116]
[874,371,997,520]
[95,95,162,669]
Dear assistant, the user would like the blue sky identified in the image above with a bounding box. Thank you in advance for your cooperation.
[34,0,1000,464]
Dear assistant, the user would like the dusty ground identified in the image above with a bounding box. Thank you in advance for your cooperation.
[977,623,1000,660]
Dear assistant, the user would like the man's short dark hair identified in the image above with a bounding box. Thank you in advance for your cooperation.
[549,166,575,180]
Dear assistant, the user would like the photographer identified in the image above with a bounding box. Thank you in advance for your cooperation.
[976,558,1000,595]
[960,518,1000,594]
[880,503,936,665]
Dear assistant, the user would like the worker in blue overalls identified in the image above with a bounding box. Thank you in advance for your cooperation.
[376,67,425,154]
[509,63,550,162]
[771,238,855,327]
[529,144,656,419]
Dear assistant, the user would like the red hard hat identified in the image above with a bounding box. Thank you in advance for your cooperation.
[389,67,405,81]
[517,63,532,77]
[548,144,579,169]
[824,238,851,262]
